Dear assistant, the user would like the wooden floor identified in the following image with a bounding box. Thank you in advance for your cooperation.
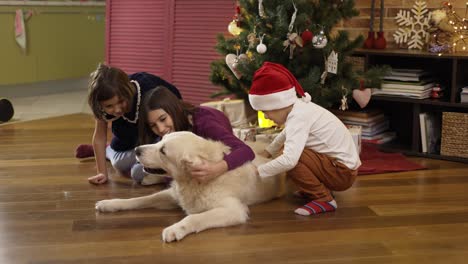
[1,114,468,264]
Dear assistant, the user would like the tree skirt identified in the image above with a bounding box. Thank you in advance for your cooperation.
[358,143,426,175]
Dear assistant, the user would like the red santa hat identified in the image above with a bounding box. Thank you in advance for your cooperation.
[248,62,310,111]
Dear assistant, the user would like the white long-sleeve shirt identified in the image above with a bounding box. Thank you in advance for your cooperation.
[258,100,361,178]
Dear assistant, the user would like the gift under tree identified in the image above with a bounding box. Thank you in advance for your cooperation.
[210,0,387,109]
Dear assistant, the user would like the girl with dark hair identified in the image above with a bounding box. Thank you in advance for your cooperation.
[138,86,255,183]
[77,64,181,184]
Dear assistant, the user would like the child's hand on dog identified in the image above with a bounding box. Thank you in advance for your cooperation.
[189,160,228,183]
[88,173,108,185]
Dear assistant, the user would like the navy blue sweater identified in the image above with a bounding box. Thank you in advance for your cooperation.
[110,72,181,151]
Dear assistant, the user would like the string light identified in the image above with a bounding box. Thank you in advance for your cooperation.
[441,2,468,52]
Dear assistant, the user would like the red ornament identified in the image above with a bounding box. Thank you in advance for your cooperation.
[301,29,313,44]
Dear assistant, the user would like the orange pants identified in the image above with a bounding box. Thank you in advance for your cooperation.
[287,148,358,202]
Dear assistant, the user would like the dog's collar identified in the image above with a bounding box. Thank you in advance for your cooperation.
[121,80,141,124]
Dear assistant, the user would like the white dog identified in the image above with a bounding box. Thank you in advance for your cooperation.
[95,131,284,242]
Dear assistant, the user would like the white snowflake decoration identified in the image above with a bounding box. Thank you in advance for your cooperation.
[393,1,430,50]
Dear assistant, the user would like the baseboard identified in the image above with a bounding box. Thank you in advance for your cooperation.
[0,78,88,98]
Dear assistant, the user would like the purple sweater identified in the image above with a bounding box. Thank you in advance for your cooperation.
[192,106,255,170]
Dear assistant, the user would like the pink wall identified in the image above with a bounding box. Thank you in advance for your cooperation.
[106,0,233,105]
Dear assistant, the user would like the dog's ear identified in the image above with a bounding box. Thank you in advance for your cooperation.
[180,152,203,169]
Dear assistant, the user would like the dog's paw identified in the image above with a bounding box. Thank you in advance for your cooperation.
[162,221,192,242]
[95,199,123,212]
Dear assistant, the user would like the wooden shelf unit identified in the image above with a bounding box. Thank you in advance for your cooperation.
[354,48,468,163]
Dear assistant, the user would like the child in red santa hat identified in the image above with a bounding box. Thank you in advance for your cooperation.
[249,62,361,215]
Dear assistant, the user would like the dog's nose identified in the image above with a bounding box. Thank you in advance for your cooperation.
[135,147,142,157]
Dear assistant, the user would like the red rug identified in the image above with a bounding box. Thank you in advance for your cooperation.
[358,143,426,175]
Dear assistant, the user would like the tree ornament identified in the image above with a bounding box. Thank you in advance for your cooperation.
[352,80,372,108]
[339,95,348,111]
[393,1,430,50]
[326,50,338,74]
[247,32,257,48]
[282,0,300,58]
[256,34,267,54]
[320,56,328,84]
[287,1,298,34]
[283,32,303,59]
[225,52,248,79]
[258,0,265,18]
[339,86,348,111]
[301,29,313,44]
[228,0,242,36]
[246,50,254,59]
[312,29,328,48]
[228,20,242,36]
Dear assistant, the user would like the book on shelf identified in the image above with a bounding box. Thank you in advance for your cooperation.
[339,114,386,124]
[372,88,432,99]
[362,131,396,144]
[361,120,390,136]
[340,117,386,128]
[331,108,382,118]
[390,68,426,76]
[381,81,435,90]
[380,87,433,94]
[384,69,430,82]
[419,113,428,153]
[331,109,384,123]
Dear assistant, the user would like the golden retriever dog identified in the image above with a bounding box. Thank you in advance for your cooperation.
[95,131,284,242]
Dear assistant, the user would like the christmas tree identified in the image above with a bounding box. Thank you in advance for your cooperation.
[210,0,387,109]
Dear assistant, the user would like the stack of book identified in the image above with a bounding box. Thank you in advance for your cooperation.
[331,109,396,144]
[461,87,468,103]
[372,68,435,99]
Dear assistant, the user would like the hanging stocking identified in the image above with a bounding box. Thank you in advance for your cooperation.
[15,9,26,53]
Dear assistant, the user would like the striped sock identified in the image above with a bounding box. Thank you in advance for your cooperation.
[294,200,337,216]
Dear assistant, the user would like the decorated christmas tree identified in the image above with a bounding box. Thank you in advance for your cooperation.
[210,0,387,109]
